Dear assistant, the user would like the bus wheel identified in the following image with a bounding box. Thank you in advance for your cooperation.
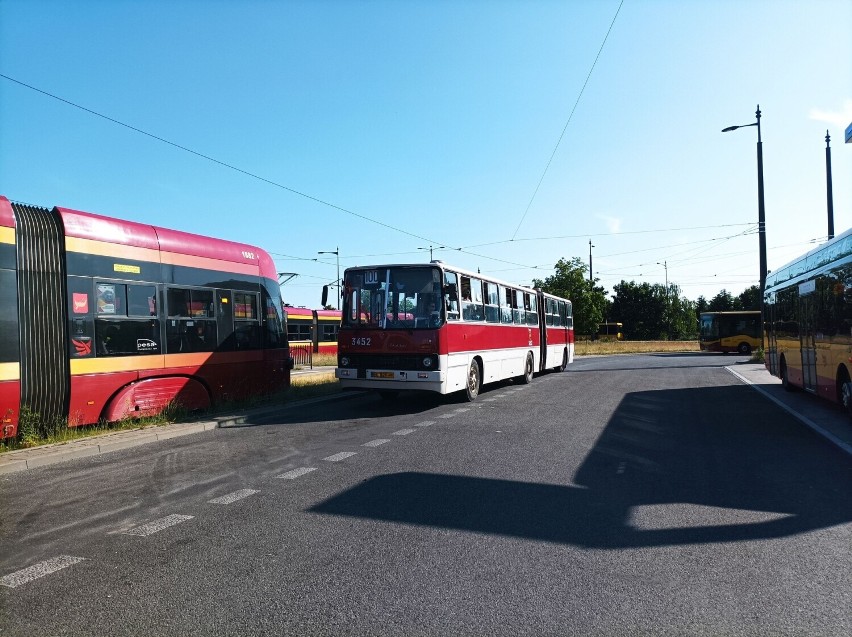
[465,359,481,402]
[554,349,568,372]
[520,353,534,384]
[738,342,751,355]
[838,372,852,418]
[780,358,797,392]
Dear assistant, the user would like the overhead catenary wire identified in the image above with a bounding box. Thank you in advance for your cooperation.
[510,0,624,240]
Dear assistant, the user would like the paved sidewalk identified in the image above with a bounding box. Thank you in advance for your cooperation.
[726,361,852,456]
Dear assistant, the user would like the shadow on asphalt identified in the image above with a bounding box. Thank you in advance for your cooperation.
[310,384,852,548]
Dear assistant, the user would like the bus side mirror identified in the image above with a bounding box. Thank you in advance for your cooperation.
[321,285,328,306]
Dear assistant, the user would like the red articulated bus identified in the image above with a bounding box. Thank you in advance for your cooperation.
[284,307,341,356]
[334,262,573,401]
[0,195,290,438]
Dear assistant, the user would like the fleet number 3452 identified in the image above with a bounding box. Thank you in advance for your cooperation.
[351,337,372,346]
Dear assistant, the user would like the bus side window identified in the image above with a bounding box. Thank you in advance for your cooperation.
[500,286,513,324]
[513,290,524,324]
[444,272,460,321]
[485,282,499,323]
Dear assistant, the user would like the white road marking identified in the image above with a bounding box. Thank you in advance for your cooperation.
[453,408,470,413]
[413,420,435,427]
[437,413,456,419]
[276,467,317,479]
[362,439,391,447]
[123,514,194,537]
[1,555,86,589]
[392,428,416,436]
[324,452,357,462]
[208,489,259,505]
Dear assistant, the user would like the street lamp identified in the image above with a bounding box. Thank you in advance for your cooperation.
[588,240,594,284]
[722,105,767,299]
[656,261,668,294]
[317,247,340,310]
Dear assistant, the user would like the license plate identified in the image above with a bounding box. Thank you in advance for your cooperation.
[371,371,394,379]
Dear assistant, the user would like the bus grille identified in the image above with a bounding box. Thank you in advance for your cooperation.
[342,354,438,378]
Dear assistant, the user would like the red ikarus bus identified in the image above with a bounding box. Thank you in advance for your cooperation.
[0,195,290,438]
[334,262,573,400]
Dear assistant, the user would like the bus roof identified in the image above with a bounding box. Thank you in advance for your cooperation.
[765,226,852,290]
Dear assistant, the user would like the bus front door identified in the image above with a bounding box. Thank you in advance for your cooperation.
[799,293,817,392]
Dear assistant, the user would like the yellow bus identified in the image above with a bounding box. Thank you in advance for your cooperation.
[596,322,624,341]
[763,228,852,414]
[698,311,761,354]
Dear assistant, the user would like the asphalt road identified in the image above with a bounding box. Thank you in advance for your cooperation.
[1,353,850,636]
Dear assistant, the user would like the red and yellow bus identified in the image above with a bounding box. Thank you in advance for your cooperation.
[698,311,761,354]
[0,195,289,438]
[763,228,852,414]
[284,307,340,356]
[334,262,573,400]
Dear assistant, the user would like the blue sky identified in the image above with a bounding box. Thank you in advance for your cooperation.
[2,0,850,310]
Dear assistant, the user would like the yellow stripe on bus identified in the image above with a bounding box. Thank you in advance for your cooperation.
[0,362,21,382]
[70,355,167,375]
[159,251,258,276]
[65,236,161,264]
[0,226,15,245]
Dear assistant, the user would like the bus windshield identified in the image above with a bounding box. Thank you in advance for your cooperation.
[342,265,444,329]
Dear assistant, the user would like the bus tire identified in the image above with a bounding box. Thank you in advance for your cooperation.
[837,369,852,419]
[465,359,481,402]
[554,349,568,372]
[780,358,797,393]
[737,342,751,355]
[519,352,534,384]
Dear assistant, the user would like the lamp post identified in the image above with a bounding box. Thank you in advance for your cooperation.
[657,260,669,338]
[656,261,668,294]
[723,105,768,346]
[588,240,594,284]
[317,248,340,310]
[722,105,767,299]
[826,130,835,240]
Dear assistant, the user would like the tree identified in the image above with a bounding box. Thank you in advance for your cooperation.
[533,257,608,337]
[708,290,734,312]
[610,280,697,340]
[735,285,761,311]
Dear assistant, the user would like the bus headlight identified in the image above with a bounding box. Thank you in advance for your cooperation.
[422,357,433,368]
[340,356,350,367]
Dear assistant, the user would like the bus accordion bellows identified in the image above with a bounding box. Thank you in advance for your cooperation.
[333,261,574,401]
[0,195,290,438]
[698,311,761,354]
[763,226,852,416]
